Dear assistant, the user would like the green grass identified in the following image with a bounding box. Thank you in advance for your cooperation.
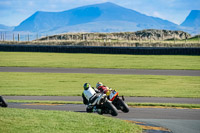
[7,100,200,109]
[1,72,199,98]
[0,52,200,70]
[0,108,141,133]
[187,35,200,41]
[7,100,83,104]
[127,102,200,109]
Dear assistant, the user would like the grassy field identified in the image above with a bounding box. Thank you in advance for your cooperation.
[0,108,141,133]
[0,52,200,70]
[0,72,199,98]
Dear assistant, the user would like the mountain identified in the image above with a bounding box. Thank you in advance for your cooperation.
[181,10,200,28]
[14,2,179,33]
[0,24,14,31]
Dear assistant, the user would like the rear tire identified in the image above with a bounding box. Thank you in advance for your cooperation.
[0,96,8,107]
[104,101,118,116]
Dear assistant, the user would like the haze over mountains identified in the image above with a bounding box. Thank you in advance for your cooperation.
[2,2,200,35]
[0,24,14,31]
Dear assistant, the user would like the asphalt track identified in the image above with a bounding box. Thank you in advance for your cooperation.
[0,67,200,76]
[4,96,200,133]
[1,67,200,133]
[5,96,200,104]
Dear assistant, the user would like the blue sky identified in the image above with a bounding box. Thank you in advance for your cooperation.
[0,0,200,26]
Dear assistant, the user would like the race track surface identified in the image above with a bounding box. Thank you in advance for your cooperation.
[1,66,200,133]
[4,96,200,133]
[5,96,200,104]
[6,102,200,133]
[0,67,200,76]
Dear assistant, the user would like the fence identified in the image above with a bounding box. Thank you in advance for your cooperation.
[1,31,200,43]
[0,32,47,41]
[0,44,199,55]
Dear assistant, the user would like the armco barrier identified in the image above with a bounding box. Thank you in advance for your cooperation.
[0,44,199,55]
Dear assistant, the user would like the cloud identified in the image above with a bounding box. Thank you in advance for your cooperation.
[28,1,35,6]
[153,11,165,19]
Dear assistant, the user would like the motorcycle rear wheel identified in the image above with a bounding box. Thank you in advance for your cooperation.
[104,101,118,116]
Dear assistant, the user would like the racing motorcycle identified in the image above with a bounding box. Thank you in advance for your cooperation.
[0,96,8,107]
[107,90,129,113]
[87,93,118,116]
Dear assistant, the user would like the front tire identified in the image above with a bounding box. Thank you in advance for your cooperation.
[117,99,129,113]
[0,96,8,107]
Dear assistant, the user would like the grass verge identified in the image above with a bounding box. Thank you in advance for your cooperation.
[7,100,200,109]
[127,102,200,109]
[0,52,200,70]
[0,108,141,133]
[0,72,199,98]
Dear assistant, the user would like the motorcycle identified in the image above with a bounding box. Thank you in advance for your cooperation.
[87,93,118,116]
[107,90,129,113]
[0,96,8,107]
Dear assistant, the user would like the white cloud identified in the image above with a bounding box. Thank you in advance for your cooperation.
[28,1,35,6]
[153,11,165,19]
[0,1,11,5]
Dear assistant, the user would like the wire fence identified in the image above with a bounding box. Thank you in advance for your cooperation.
[0,31,200,47]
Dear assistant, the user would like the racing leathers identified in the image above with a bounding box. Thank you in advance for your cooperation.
[82,86,100,112]
[97,85,111,96]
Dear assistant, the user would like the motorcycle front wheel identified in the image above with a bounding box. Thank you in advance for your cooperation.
[117,99,129,113]
[0,96,8,107]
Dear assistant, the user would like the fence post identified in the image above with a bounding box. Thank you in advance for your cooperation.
[4,32,6,41]
[28,34,29,41]
[149,35,151,44]
[13,33,15,41]
[174,34,175,44]
[2,33,4,41]
[46,34,49,41]
[36,33,38,40]
[18,33,20,41]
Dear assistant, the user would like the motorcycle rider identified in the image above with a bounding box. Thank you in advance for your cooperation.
[96,82,112,96]
[82,83,101,113]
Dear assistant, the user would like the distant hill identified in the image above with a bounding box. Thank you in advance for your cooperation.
[0,24,14,31]
[38,29,191,41]
[14,2,179,33]
[181,10,200,28]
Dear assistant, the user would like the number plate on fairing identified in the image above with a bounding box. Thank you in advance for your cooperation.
[109,91,119,101]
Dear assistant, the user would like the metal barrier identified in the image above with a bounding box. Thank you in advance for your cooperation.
[0,44,199,55]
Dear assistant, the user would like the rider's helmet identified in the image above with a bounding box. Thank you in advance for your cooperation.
[96,82,103,88]
[83,83,90,90]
